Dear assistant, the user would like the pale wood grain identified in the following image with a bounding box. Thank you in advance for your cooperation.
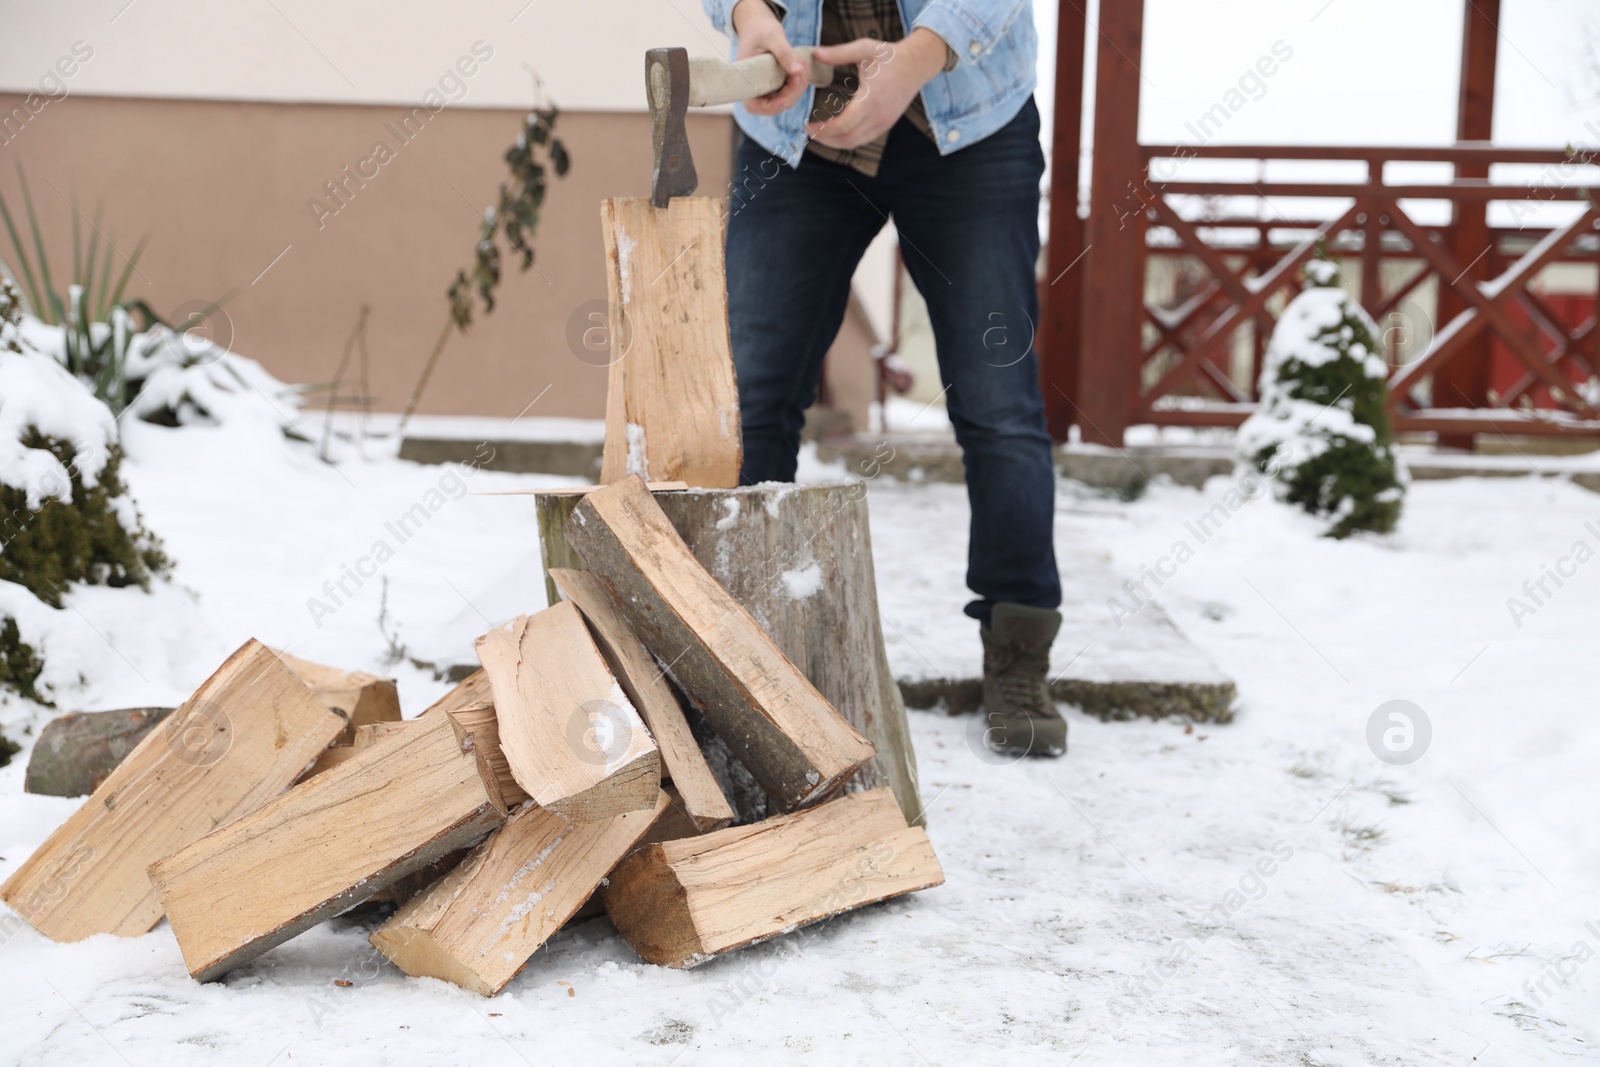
[656,484,924,826]
[446,702,531,807]
[0,639,346,941]
[420,668,493,718]
[599,197,741,489]
[475,601,660,821]
[272,650,401,744]
[550,567,733,832]
[567,476,874,812]
[148,711,508,981]
[372,792,669,996]
[603,788,942,968]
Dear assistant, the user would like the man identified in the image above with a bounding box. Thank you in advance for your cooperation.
[703,0,1065,756]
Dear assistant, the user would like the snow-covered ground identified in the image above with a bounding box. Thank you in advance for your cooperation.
[2,405,1599,1065]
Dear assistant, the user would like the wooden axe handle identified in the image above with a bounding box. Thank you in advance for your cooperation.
[685,48,834,108]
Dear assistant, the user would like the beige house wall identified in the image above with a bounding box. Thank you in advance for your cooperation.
[0,92,738,419]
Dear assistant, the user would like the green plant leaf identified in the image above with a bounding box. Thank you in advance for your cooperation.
[0,184,46,320]
[96,229,116,321]
[16,166,62,325]
[82,204,103,320]
[106,234,149,311]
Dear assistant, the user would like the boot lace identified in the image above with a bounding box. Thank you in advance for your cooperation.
[990,649,1052,718]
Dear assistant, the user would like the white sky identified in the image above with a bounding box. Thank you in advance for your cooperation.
[1037,0,1600,172]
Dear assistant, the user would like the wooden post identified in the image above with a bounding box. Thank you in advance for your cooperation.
[1079,0,1147,446]
[1435,0,1500,449]
[1040,0,1090,442]
[599,198,742,487]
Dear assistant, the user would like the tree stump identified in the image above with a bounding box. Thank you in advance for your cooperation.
[537,482,922,827]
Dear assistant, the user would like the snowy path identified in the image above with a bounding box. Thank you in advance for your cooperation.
[2,428,1597,1065]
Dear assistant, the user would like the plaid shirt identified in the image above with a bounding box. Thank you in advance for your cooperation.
[806,0,954,176]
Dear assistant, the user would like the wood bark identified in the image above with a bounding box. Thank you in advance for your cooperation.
[0,640,346,941]
[475,602,660,820]
[603,787,942,968]
[148,711,507,982]
[549,567,733,831]
[655,483,922,825]
[565,477,874,813]
[371,792,668,996]
[598,197,741,488]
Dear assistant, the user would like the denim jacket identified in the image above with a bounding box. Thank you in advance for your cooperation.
[700,0,1037,166]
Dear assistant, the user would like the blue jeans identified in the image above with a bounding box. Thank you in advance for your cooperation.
[726,99,1061,622]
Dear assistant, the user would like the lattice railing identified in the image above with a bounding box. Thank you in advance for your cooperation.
[1132,143,1600,437]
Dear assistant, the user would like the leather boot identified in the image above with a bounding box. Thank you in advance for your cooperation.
[980,603,1066,757]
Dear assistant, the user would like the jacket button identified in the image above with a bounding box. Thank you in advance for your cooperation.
[945,129,961,144]
[968,40,982,56]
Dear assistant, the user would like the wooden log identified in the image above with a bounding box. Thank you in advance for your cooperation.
[654,483,923,826]
[273,651,401,744]
[371,791,669,996]
[295,741,359,783]
[148,711,508,982]
[296,716,412,786]
[566,476,874,813]
[598,197,741,489]
[565,783,708,930]
[549,568,733,831]
[0,640,346,941]
[385,848,472,911]
[536,484,684,606]
[421,667,492,718]
[351,717,478,910]
[475,601,660,820]
[446,701,530,806]
[603,787,942,968]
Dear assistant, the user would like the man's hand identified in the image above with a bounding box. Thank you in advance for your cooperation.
[731,0,809,117]
[806,28,948,150]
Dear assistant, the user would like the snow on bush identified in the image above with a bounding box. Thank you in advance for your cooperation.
[1237,260,1406,539]
[0,278,170,704]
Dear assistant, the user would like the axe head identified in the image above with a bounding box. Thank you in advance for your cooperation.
[647,47,697,208]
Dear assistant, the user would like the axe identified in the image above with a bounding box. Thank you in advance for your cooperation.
[647,46,835,208]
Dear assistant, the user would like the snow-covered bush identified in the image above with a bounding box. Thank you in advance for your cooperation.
[1237,260,1405,539]
[0,278,169,703]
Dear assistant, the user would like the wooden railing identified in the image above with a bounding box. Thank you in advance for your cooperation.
[1112,142,1600,440]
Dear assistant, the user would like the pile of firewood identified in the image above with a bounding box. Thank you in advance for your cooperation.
[0,475,943,996]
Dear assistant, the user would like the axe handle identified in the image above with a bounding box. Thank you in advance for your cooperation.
[685,48,834,108]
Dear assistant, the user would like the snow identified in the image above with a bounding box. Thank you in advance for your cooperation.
[624,422,647,479]
[0,346,116,505]
[778,562,822,602]
[615,227,637,307]
[2,404,1599,1063]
